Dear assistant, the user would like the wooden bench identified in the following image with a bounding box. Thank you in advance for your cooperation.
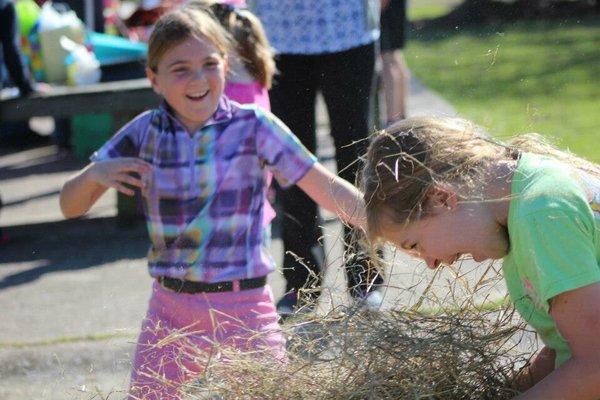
[1,78,161,224]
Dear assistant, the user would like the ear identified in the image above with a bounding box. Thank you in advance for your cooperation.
[425,184,458,215]
[146,67,161,95]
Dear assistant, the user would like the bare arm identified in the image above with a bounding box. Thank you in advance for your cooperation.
[296,163,366,231]
[515,281,600,399]
[60,158,151,219]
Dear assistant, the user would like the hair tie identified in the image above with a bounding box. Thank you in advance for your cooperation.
[211,2,237,18]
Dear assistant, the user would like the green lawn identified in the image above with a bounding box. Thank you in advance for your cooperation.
[407,0,463,20]
[405,4,600,162]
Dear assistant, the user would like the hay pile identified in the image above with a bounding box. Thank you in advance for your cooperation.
[140,253,536,399]
[180,301,530,400]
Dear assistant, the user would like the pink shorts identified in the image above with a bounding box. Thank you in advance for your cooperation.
[128,280,285,399]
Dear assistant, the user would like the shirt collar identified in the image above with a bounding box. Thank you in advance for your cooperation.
[158,96,234,133]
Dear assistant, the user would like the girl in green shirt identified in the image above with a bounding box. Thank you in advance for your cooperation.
[360,117,600,399]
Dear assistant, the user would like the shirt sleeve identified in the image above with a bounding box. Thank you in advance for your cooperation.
[90,111,151,162]
[517,205,600,311]
[255,108,317,188]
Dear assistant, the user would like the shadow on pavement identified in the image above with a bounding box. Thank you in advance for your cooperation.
[0,145,84,181]
[0,217,148,290]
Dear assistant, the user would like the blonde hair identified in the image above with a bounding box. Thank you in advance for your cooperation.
[147,8,233,72]
[360,116,600,241]
[184,1,276,88]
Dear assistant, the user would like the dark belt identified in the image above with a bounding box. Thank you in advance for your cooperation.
[158,276,267,294]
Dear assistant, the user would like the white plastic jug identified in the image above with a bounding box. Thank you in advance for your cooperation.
[61,36,101,86]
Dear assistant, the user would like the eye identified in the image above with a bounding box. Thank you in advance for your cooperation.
[401,242,418,252]
[205,60,220,68]
[171,67,189,75]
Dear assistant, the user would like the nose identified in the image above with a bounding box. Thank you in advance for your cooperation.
[424,256,439,269]
[191,69,207,83]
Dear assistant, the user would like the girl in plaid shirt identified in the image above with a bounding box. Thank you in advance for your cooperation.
[60,8,366,399]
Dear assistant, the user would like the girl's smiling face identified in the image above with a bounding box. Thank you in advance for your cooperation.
[147,36,227,133]
[378,187,510,269]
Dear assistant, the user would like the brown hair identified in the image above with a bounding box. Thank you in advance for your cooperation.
[184,1,276,88]
[147,8,233,72]
[360,116,599,242]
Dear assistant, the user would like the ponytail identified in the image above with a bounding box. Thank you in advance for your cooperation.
[186,1,276,88]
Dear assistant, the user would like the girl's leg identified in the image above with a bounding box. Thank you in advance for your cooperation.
[213,285,286,360]
[380,0,409,123]
[128,282,285,399]
[129,314,198,399]
[129,283,210,400]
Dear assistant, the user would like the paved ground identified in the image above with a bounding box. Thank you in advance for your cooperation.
[0,76,517,399]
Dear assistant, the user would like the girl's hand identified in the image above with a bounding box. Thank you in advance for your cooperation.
[515,282,600,399]
[87,158,152,196]
[512,346,556,392]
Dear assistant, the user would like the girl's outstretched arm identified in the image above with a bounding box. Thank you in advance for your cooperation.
[516,281,600,399]
[60,158,151,219]
[296,162,366,230]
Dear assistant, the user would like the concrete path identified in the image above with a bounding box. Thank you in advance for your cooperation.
[0,76,516,400]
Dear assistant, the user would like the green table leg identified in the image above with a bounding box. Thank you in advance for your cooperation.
[113,112,144,227]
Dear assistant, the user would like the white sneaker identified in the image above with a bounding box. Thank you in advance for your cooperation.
[360,290,385,312]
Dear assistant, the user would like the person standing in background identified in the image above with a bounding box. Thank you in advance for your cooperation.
[380,0,409,125]
[1,0,38,245]
[249,0,384,315]
[0,0,34,97]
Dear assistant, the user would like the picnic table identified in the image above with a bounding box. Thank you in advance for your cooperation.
[0,78,158,121]
[0,78,161,224]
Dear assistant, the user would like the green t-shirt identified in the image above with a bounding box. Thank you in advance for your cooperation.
[503,153,600,367]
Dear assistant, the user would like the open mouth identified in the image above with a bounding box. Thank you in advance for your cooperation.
[186,90,209,101]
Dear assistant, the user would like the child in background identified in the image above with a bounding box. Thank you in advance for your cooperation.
[59,8,365,399]
[361,117,600,399]
[185,0,274,110]
[184,0,277,227]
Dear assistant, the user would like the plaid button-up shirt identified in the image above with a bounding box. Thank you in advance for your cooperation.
[92,97,316,282]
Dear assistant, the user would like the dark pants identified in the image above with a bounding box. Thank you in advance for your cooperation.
[269,42,383,299]
[0,0,34,143]
[0,0,33,94]
[380,0,407,53]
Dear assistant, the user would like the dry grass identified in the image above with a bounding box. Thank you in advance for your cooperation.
[178,307,528,399]
[153,255,535,400]
[124,244,537,400]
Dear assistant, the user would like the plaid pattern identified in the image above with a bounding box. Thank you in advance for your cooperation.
[92,97,316,282]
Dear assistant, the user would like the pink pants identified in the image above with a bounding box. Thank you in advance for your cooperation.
[128,280,285,399]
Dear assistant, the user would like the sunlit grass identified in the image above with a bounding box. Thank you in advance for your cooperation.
[407,0,462,21]
[405,14,600,162]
